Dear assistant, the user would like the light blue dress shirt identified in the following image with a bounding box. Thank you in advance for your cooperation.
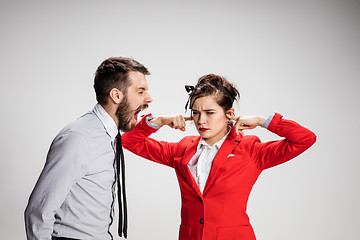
[25,104,119,240]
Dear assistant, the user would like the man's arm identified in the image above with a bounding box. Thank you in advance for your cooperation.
[24,131,89,240]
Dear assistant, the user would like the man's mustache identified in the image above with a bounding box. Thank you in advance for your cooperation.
[135,104,149,112]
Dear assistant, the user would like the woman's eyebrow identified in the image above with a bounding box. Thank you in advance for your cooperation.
[193,108,216,111]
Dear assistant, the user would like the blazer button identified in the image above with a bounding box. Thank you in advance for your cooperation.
[200,218,204,224]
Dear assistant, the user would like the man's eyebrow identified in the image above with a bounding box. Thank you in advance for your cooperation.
[137,87,147,91]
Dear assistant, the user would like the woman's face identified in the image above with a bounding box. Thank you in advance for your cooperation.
[192,95,231,146]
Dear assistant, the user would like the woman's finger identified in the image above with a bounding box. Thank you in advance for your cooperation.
[228,114,238,121]
[184,116,193,121]
[238,125,253,130]
[233,118,243,130]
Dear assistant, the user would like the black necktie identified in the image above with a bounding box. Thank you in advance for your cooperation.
[115,133,127,238]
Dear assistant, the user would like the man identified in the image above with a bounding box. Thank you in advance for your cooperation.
[25,57,152,240]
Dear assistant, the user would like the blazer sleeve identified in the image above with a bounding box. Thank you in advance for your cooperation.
[122,115,181,168]
[249,113,316,170]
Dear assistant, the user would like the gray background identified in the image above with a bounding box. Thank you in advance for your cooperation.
[1,0,359,239]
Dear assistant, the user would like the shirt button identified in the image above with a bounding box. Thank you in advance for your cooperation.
[200,218,204,224]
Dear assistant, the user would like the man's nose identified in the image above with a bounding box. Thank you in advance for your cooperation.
[145,92,153,103]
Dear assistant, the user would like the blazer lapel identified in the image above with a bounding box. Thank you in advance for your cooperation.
[180,138,203,197]
[203,126,241,196]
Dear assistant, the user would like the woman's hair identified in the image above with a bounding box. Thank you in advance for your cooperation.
[94,57,150,105]
[189,74,240,112]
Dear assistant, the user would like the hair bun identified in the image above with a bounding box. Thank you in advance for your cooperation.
[187,73,240,111]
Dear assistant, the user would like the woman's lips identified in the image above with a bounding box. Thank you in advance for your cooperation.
[199,128,208,132]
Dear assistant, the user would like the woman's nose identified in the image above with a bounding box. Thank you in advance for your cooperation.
[198,114,206,124]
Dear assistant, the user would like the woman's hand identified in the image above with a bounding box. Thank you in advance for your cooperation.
[150,115,192,131]
[228,115,267,135]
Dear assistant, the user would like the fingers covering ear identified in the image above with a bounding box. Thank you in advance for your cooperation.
[184,116,193,121]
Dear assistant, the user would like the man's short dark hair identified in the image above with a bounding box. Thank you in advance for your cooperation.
[94,57,150,105]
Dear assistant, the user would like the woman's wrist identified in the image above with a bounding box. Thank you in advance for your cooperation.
[149,116,163,126]
[257,116,267,126]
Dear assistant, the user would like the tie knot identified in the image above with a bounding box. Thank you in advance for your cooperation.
[115,133,123,153]
[116,132,121,143]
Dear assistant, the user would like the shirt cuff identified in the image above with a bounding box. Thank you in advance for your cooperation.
[261,113,275,129]
[145,115,162,129]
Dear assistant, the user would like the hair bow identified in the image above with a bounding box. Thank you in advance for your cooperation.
[184,85,195,112]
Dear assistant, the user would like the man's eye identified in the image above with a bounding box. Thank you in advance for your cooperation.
[207,112,214,115]
[192,111,199,115]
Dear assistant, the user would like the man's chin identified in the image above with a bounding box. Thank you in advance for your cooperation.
[118,107,145,132]
[128,122,136,132]
[121,121,136,133]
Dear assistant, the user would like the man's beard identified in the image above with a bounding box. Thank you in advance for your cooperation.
[116,96,148,132]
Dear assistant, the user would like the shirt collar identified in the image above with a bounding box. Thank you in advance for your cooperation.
[92,103,118,142]
[197,127,231,151]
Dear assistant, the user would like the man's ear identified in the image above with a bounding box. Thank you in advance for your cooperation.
[225,108,235,120]
[109,88,124,104]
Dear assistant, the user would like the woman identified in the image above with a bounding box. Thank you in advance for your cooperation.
[122,74,316,240]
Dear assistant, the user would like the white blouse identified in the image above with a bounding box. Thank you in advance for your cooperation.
[187,131,229,193]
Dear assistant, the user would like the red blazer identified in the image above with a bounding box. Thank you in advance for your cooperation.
[122,113,316,240]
